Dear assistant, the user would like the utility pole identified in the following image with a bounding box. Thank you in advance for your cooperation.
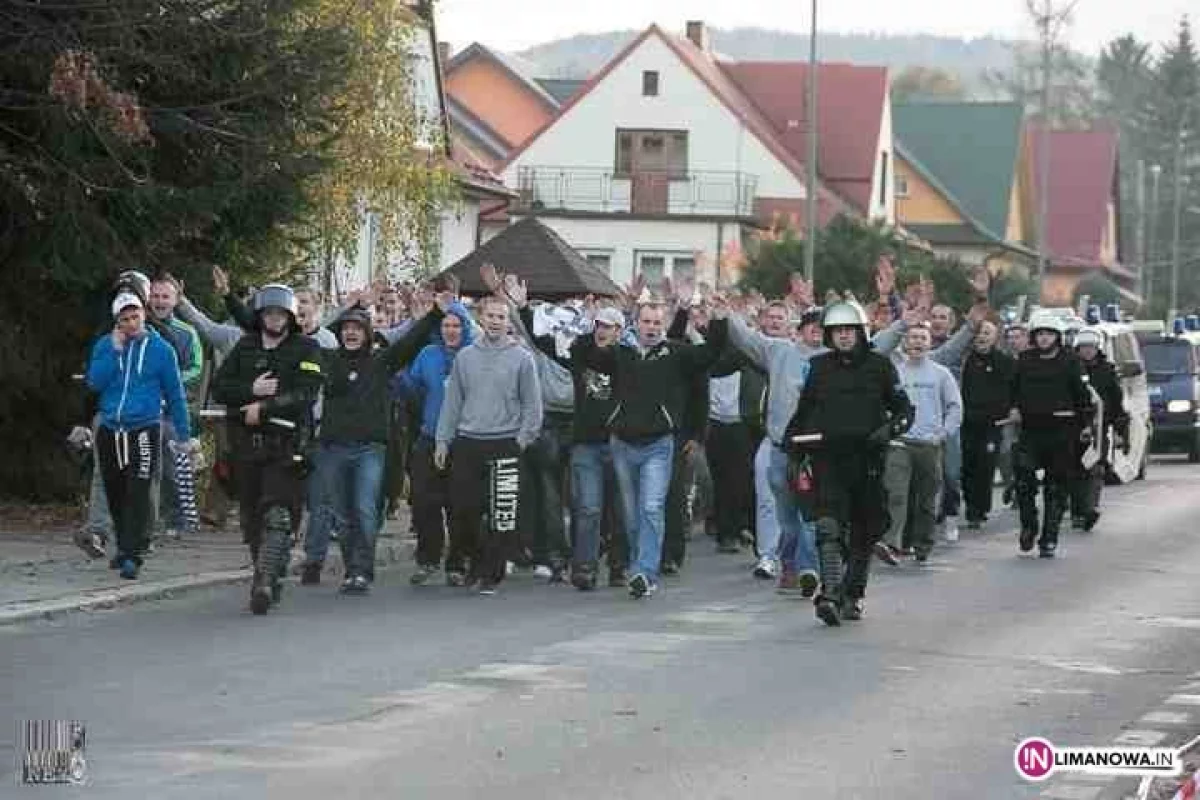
[1028,0,1078,302]
[1170,129,1187,318]
[1135,159,1147,303]
[803,0,819,284]
[1148,163,1162,310]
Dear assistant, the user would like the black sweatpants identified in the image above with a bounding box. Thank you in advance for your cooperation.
[411,435,450,568]
[811,446,888,602]
[97,424,160,565]
[663,434,697,567]
[961,422,1002,522]
[705,420,754,546]
[520,413,572,567]
[449,436,522,585]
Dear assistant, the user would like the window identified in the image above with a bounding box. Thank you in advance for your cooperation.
[579,250,614,275]
[635,251,696,282]
[879,151,890,207]
[895,173,910,199]
[642,70,660,96]
[614,129,688,177]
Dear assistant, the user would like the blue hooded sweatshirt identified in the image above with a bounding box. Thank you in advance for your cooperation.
[86,327,190,439]
[395,302,475,439]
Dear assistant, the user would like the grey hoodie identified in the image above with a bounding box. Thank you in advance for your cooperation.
[436,335,544,448]
[875,319,976,379]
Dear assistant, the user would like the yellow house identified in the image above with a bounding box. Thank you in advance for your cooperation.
[892,102,1037,275]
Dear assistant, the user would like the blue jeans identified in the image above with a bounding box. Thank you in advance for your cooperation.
[611,434,674,584]
[571,442,616,567]
[766,444,818,575]
[754,438,779,560]
[940,430,962,520]
[304,442,383,578]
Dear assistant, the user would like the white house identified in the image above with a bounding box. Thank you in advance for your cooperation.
[500,21,894,287]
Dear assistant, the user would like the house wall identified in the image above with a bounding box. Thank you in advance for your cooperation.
[1101,200,1117,265]
[503,33,806,201]
[868,96,896,223]
[895,156,964,225]
[1042,272,1079,306]
[514,214,743,287]
[407,24,445,151]
[439,195,482,270]
[447,58,553,149]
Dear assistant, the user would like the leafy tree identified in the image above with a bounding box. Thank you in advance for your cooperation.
[981,42,1096,129]
[0,0,445,500]
[891,66,969,103]
[1072,273,1124,310]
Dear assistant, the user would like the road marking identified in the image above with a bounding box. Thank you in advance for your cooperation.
[1165,695,1200,706]
[1141,616,1200,629]
[1037,659,1125,676]
[1114,730,1169,746]
[1039,784,1104,799]
[1140,710,1191,726]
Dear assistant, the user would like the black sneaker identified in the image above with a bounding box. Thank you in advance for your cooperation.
[842,599,864,621]
[608,566,627,588]
[798,572,820,599]
[815,597,841,627]
[478,581,497,596]
[1081,511,1100,533]
[660,561,679,576]
[628,573,651,599]
[249,584,271,615]
[409,565,437,586]
[1019,529,1037,553]
[75,530,107,559]
[571,565,597,591]
[301,563,322,586]
[1039,542,1057,559]
[349,575,370,594]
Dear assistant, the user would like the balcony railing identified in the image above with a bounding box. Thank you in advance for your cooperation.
[515,166,758,217]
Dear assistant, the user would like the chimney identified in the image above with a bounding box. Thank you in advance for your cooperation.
[685,21,710,52]
[438,41,452,68]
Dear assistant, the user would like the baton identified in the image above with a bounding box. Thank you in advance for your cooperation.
[790,433,824,444]
[199,408,297,430]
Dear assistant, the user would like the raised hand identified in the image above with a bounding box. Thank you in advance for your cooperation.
[967,300,990,326]
[212,265,230,297]
[789,272,814,308]
[875,255,896,298]
[627,273,647,305]
[480,263,502,294]
[433,290,454,314]
[443,272,462,298]
[674,274,695,307]
[710,292,730,320]
[503,273,529,308]
[969,266,991,298]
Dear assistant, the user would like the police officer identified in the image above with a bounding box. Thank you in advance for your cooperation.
[1071,327,1128,532]
[785,300,914,627]
[213,285,324,615]
[1007,312,1093,558]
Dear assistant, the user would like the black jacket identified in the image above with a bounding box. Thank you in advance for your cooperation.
[786,344,913,450]
[213,330,325,448]
[709,347,768,434]
[962,348,1016,426]
[318,309,442,445]
[572,319,728,444]
[1011,348,1093,429]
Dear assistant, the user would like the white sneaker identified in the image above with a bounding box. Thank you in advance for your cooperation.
[752,557,778,580]
[533,564,553,579]
[943,519,959,543]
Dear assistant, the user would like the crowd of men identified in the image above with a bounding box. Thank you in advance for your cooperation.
[76,255,1129,625]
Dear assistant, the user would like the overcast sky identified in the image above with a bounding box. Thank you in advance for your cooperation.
[437,0,1194,56]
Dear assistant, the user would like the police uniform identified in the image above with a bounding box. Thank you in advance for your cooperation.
[213,285,324,614]
[1010,312,1093,557]
[785,301,914,627]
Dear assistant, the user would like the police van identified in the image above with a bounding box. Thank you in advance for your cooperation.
[1143,317,1200,462]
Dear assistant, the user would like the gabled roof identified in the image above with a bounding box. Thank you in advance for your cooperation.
[446,96,510,164]
[535,78,587,105]
[1026,124,1122,266]
[501,25,858,222]
[446,42,562,111]
[435,216,622,299]
[893,102,1026,243]
[720,61,890,213]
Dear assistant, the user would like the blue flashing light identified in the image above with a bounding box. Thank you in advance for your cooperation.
[1187,315,1200,332]
[1104,304,1121,323]
[1085,305,1101,324]
[1174,318,1187,336]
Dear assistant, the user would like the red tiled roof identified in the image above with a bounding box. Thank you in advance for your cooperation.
[721,61,888,213]
[1026,124,1121,266]
[450,137,514,197]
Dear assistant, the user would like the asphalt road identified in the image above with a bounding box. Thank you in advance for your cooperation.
[5,459,1200,800]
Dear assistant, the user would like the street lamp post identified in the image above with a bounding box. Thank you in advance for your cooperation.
[803,0,818,284]
[1147,163,1162,310]
[1170,129,1187,318]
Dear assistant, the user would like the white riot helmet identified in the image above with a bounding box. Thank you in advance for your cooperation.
[821,300,870,348]
[1027,310,1067,350]
[1073,327,1104,350]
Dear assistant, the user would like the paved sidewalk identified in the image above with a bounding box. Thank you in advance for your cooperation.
[0,512,417,626]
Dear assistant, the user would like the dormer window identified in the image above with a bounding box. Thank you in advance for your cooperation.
[642,71,660,97]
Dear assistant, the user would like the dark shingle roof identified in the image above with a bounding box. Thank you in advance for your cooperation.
[893,102,1025,241]
[435,217,622,299]
[534,78,586,105]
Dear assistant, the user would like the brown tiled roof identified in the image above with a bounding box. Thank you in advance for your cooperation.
[435,216,622,299]
[721,61,888,213]
[1026,124,1122,267]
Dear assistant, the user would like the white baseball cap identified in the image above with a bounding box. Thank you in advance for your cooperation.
[112,292,143,318]
[594,308,624,328]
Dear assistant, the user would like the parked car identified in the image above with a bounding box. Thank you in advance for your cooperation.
[1143,332,1200,462]
[1091,322,1152,483]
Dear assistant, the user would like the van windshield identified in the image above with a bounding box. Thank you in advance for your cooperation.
[1142,341,1196,376]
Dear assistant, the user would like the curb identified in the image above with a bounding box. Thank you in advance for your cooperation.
[0,538,416,627]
